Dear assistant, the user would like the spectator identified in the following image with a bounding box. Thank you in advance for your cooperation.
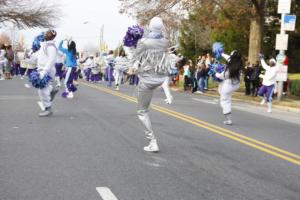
[250,61,261,97]
[183,59,192,91]
[205,53,212,90]
[244,61,252,95]
[5,45,14,79]
[195,60,207,94]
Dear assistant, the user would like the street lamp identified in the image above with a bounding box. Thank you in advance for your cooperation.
[82,21,104,57]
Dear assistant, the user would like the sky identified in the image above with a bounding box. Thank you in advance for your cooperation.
[13,0,136,51]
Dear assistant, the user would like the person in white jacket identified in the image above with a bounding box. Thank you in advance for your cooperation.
[114,50,128,90]
[0,45,8,80]
[35,30,58,117]
[216,51,243,125]
[258,57,279,113]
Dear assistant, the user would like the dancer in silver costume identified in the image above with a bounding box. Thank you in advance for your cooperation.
[129,17,174,152]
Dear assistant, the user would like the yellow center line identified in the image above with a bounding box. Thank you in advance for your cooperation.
[81,82,300,166]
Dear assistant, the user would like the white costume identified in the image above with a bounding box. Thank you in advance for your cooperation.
[0,49,7,80]
[128,17,174,152]
[114,56,128,90]
[161,52,180,104]
[36,41,57,112]
[258,58,279,112]
[216,53,240,125]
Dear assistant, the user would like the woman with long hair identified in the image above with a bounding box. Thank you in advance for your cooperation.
[114,49,128,90]
[59,39,78,98]
[216,50,243,125]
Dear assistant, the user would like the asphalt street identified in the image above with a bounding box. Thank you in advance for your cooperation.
[1,78,300,200]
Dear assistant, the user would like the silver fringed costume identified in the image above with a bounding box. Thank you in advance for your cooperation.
[128,17,174,152]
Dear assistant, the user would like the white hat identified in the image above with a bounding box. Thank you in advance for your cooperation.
[149,17,165,33]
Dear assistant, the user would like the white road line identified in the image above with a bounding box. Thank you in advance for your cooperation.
[192,98,218,105]
[96,187,119,200]
[24,83,31,88]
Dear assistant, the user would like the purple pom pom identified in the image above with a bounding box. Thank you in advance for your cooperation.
[32,32,45,52]
[208,63,225,82]
[212,42,224,60]
[123,25,144,48]
[28,71,52,89]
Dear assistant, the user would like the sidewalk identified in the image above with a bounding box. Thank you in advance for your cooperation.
[171,86,300,114]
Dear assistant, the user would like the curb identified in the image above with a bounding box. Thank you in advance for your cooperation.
[170,87,300,114]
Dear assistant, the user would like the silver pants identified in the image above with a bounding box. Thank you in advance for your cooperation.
[137,75,166,140]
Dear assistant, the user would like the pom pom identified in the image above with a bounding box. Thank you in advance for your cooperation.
[32,32,45,52]
[28,71,52,89]
[208,63,225,82]
[212,42,224,60]
[123,25,144,48]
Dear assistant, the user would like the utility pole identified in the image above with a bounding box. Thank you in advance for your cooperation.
[100,24,104,58]
[276,0,296,100]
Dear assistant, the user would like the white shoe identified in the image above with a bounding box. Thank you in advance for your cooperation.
[67,92,74,99]
[267,102,272,113]
[164,95,173,104]
[260,98,266,105]
[0,78,4,80]
[195,91,203,94]
[144,139,159,153]
[115,85,120,91]
[224,120,233,125]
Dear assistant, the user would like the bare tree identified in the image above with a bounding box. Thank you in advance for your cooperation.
[119,0,281,64]
[0,0,61,28]
[0,32,11,44]
[119,0,199,45]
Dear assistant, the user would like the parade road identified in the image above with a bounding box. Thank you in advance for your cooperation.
[1,79,300,200]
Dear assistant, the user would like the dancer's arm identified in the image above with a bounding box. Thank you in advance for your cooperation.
[215,71,225,80]
[221,53,230,61]
[58,40,68,54]
[260,58,270,70]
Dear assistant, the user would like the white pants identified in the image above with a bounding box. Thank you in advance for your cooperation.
[64,67,72,92]
[161,76,173,101]
[137,75,166,140]
[114,69,123,86]
[218,81,240,115]
[37,67,56,108]
[38,84,53,108]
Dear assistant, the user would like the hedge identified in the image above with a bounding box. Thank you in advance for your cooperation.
[291,80,300,97]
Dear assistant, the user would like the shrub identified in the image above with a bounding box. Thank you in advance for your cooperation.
[290,80,300,96]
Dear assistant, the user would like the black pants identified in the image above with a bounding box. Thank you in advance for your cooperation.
[245,80,251,95]
[184,76,190,91]
[250,80,259,96]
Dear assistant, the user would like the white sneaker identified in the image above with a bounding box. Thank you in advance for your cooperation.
[267,103,272,113]
[0,77,4,80]
[115,85,120,91]
[195,91,203,94]
[224,120,233,125]
[260,98,266,105]
[144,139,159,153]
[67,92,74,99]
